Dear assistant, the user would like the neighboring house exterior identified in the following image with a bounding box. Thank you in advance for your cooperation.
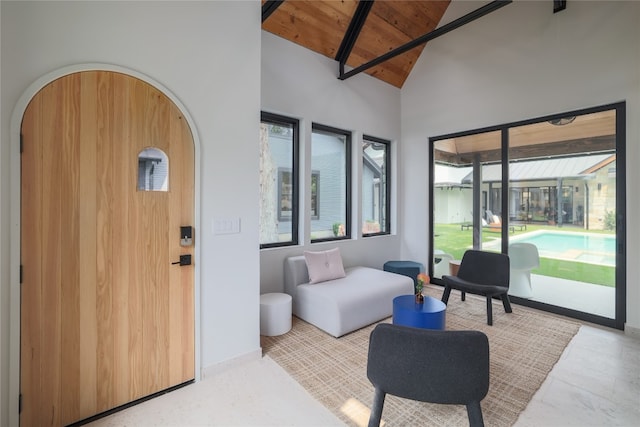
[435,154,617,230]
[362,151,384,233]
[310,131,346,238]
[266,128,383,238]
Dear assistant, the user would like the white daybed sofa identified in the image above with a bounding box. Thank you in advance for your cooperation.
[283,254,414,337]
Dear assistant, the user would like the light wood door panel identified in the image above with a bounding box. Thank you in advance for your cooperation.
[20,71,195,426]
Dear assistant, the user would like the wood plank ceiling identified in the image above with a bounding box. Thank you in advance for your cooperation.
[435,110,617,166]
[262,0,451,88]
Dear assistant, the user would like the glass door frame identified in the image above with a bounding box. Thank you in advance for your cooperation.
[428,102,626,330]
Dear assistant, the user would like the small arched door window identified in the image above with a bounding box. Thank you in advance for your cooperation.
[138,147,169,191]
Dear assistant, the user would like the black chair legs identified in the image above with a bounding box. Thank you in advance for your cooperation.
[446,286,513,326]
[501,294,513,313]
[441,286,452,304]
[487,295,515,325]
[466,401,485,427]
[368,388,386,427]
[486,297,493,326]
[441,287,468,304]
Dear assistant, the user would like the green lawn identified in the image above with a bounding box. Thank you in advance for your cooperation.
[434,223,615,287]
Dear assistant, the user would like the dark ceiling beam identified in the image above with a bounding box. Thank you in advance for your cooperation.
[553,0,567,13]
[335,0,375,75]
[262,0,284,23]
[339,0,512,81]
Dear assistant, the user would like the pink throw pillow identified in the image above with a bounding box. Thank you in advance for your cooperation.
[303,248,346,284]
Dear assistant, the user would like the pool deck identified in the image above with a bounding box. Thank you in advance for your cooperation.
[529,274,615,318]
[474,228,617,320]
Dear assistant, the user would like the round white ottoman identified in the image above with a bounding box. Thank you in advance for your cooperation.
[260,293,292,336]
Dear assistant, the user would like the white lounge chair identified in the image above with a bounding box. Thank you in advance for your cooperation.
[508,243,540,298]
[433,250,454,279]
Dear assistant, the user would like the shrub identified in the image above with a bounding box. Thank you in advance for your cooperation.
[604,209,616,231]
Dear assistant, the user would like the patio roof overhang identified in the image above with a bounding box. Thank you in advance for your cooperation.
[434,110,617,167]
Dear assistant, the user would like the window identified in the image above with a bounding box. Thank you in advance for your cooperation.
[311,123,351,242]
[362,136,390,236]
[138,147,169,192]
[260,112,299,248]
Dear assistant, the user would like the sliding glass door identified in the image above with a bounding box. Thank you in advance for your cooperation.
[430,103,625,329]
[432,130,503,277]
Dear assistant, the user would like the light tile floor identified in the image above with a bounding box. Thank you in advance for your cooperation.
[515,324,640,426]
[89,323,640,427]
[88,356,343,426]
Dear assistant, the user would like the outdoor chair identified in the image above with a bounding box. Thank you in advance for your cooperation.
[441,250,512,325]
[433,250,454,279]
[508,242,540,298]
[485,210,501,224]
[366,323,490,427]
[481,217,501,232]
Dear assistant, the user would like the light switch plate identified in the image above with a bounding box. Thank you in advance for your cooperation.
[213,217,240,235]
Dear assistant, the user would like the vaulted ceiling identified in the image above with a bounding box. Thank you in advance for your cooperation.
[261,1,613,162]
[261,0,464,88]
[262,0,456,88]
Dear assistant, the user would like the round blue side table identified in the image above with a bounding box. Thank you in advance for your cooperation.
[392,295,446,330]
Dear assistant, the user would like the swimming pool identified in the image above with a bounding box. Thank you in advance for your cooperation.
[484,230,616,266]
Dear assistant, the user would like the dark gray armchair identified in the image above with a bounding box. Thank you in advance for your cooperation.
[441,249,512,325]
[367,323,490,427]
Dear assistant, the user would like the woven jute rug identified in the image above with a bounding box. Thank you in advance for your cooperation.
[261,286,581,427]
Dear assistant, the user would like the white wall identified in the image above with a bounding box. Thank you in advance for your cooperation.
[260,31,405,293]
[0,2,261,424]
[401,0,640,329]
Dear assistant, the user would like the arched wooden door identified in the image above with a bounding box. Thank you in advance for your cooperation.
[20,71,195,426]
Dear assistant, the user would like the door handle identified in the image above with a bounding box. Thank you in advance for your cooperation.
[171,254,192,266]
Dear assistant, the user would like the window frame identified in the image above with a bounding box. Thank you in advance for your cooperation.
[362,135,391,237]
[260,112,299,249]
